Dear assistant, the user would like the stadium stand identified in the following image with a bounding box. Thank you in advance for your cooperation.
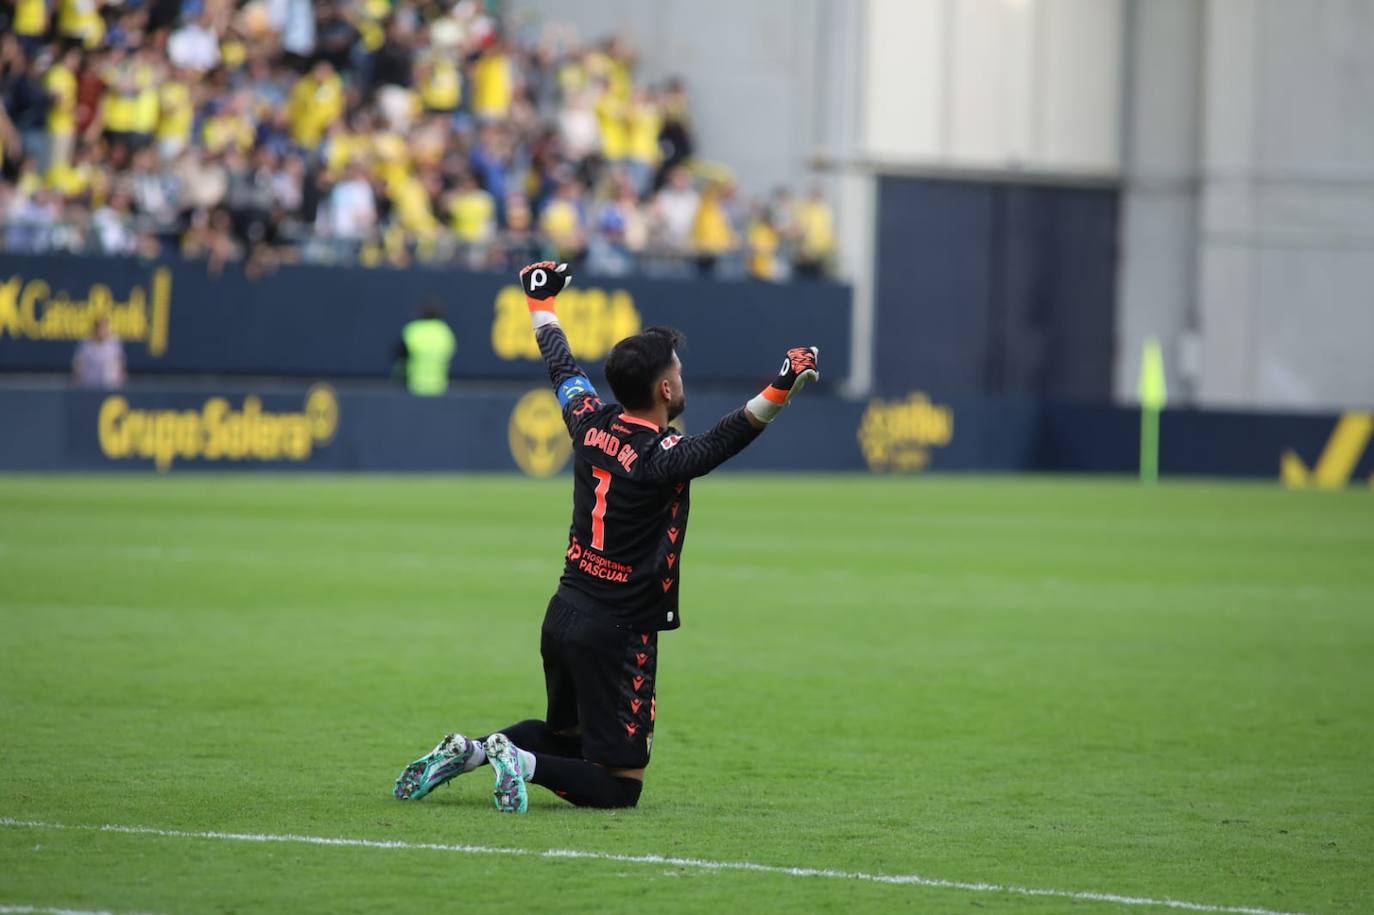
[0,0,836,281]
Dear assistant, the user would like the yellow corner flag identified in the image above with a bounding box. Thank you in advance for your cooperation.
[1139,338,1168,411]
[1138,338,1167,483]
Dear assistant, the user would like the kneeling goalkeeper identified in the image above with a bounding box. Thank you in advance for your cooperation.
[393,261,819,812]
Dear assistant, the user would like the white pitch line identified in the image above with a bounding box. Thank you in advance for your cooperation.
[0,906,164,915]
[0,817,1305,915]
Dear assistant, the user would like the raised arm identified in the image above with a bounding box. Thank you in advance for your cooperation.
[638,407,759,482]
[639,346,821,483]
[521,261,602,430]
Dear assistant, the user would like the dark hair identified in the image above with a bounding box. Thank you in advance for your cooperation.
[418,299,444,321]
[604,326,685,410]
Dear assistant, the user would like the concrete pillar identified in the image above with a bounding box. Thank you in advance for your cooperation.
[1114,0,1205,405]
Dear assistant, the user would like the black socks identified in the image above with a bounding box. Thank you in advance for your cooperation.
[488,719,583,759]
[529,754,643,809]
[482,719,642,809]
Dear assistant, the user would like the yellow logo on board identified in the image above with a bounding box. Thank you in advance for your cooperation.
[1280,412,1374,489]
[491,285,641,361]
[98,385,339,472]
[0,267,172,356]
[857,392,954,472]
[508,389,572,477]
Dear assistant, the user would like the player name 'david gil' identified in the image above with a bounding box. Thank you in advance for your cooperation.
[97,386,339,471]
[583,427,640,472]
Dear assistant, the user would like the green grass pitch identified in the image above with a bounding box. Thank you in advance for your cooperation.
[1,474,1370,914]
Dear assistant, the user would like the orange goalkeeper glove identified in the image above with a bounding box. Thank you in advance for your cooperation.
[746,346,820,424]
[520,261,571,328]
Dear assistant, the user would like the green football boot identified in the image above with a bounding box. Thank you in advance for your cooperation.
[393,734,481,800]
[483,733,530,814]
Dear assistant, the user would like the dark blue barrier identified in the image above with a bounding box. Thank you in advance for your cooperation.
[0,254,852,383]
[873,177,1118,400]
[1039,403,1374,483]
[2,382,1368,485]
[0,383,870,474]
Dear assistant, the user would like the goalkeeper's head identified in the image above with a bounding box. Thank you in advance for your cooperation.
[605,326,686,422]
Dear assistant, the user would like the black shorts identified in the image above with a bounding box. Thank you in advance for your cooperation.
[541,595,657,769]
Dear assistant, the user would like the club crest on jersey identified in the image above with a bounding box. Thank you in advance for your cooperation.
[659,434,682,451]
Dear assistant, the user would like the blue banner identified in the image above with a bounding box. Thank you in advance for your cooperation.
[2,382,1369,487]
[0,254,852,383]
[0,383,867,474]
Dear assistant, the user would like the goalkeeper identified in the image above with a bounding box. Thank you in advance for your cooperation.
[394,261,819,812]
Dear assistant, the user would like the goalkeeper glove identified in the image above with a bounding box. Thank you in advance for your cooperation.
[520,261,571,328]
[746,346,820,424]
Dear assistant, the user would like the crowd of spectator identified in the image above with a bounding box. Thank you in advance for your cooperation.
[0,0,837,281]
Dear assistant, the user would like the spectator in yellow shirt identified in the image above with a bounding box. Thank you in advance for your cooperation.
[625,87,661,196]
[321,118,363,178]
[288,62,344,150]
[594,81,628,166]
[417,51,462,116]
[45,48,82,170]
[46,147,94,199]
[157,76,195,160]
[57,0,105,50]
[690,182,736,276]
[471,38,513,122]
[539,179,587,263]
[446,172,496,246]
[746,205,783,282]
[128,58,161,140]
[14,0,48,56]
[388,169,441,241]
[87,66,157,167]
[370,128,410,180]
[792,186,836,279]
[202,94,256,156]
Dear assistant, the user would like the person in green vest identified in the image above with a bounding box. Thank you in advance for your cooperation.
[395,302,456,395]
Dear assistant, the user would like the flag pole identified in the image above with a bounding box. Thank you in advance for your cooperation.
[1138,337,1167,484]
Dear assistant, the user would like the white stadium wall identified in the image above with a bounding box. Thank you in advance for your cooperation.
[1195,0,1374,410]
[1119,0,1374,411]
[861,0,1123,175]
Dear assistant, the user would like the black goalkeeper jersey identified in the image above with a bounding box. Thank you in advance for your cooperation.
[536,323,761,631]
